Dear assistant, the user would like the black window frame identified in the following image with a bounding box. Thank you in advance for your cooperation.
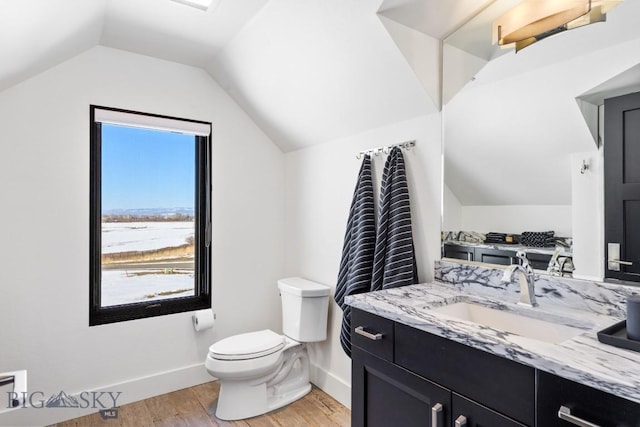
[89,105,212,326]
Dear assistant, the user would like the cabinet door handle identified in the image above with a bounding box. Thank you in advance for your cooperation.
[431,403,443,427]
[354,326,382,340]
[0,375,15,388]
[454,415,467,427]
[608,243,633,271]
[610,259,633,265]
[558,405,601,427]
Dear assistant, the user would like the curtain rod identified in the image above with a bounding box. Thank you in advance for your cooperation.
[356,140,416,159]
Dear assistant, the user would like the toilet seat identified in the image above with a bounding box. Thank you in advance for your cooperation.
[209,329,285,361]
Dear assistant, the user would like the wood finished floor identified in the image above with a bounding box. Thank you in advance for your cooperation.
[50,382,350,427]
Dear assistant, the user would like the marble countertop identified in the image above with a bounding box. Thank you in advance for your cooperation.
[346,281,640,404]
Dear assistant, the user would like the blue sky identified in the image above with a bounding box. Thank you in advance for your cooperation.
[101,124,195,211]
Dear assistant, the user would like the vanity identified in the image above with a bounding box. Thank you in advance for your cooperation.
[347,260,640,427]
[361,0,640,423]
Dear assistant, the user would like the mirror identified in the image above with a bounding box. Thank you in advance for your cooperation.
[442,0,640,280]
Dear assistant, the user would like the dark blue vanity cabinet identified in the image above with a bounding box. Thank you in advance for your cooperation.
[352,308,529,427]
[351,308,640,427]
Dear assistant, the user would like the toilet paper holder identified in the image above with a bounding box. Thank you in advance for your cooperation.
[0,376,18,408]
[192,309,215,331]
[0,370,27,410]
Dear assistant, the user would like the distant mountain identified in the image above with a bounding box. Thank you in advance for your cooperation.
[102,207,194,217]
[46,391,80,408]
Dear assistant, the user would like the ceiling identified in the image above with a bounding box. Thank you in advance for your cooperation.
[0,0,473,152]
[5,0,640,210]
[377,0,491,40]
[0,0,269,90]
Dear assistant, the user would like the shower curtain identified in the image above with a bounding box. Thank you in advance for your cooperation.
[371,146,418,291]
[334,154,376,358]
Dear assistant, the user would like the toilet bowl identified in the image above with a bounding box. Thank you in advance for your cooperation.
[205,278,330,421]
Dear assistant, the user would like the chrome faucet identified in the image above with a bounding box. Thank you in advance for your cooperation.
[502,251,538,307]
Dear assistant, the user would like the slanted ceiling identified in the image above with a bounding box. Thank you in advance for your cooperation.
[206,0,445,151]
[0,0,470,152]
[0,0,268,91]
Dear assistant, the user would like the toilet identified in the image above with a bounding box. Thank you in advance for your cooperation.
[205,277,330,421]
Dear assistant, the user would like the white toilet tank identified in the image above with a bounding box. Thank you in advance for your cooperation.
[278,277,330,342]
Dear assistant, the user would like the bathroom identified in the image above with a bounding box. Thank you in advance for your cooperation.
[1,0,639,425]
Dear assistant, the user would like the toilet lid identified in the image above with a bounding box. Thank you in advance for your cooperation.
[209,329,285,360]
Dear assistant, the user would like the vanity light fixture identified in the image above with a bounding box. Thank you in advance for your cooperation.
[493,0,622,52]
[169,0,216,11]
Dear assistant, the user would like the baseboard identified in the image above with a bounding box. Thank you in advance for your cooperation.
[0,363,212,427]
[309,363,351,409]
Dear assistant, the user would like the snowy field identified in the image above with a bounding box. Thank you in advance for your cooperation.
[102,271,194,306]
[101,221,195,306]
[102,221,194,254]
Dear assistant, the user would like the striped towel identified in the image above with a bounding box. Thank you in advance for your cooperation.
[335,154,376,358]
[371,146,418,291]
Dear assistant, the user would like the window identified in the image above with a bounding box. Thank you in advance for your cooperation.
[90,106,211,326]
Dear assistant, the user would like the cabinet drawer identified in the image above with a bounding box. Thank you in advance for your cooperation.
[395,323,535,426]
[443,244,474,261]
[537,370,640,427]
[351,308,394,362]
[452,393,526,427]
[475,247,516,266]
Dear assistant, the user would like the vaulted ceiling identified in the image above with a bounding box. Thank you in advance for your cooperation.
[0,0,475,152]
[5,0,640,209]
[0,0,266,90]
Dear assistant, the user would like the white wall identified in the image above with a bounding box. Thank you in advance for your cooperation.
[571,151,604,281]
[0,46,285,426]
[284,114,442,406]
[458,205,572,237]
[443,184,462,231]
[444,185,572,238]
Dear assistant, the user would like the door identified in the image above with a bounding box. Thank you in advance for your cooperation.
[605,91,640,282]
[352,347,451,427]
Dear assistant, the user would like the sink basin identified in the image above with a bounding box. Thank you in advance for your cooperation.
[431,302,589,344]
